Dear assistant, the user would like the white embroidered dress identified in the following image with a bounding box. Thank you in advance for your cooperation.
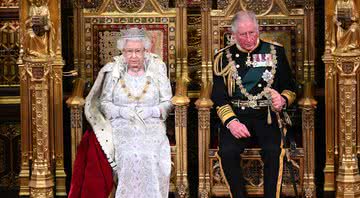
[88,53,172,198]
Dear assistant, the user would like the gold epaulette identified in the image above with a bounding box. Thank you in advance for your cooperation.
[213,44,235,77]
[213,45,236,97]
[214,44,234,57]
[261,39,283,47]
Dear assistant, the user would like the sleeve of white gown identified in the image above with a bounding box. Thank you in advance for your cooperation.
[157,62,173,120]
[99,72,121,120]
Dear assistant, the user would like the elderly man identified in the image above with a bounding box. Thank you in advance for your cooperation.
[212,11,297,198]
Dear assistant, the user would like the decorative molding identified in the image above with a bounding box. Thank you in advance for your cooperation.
[84,17,176,84]
[0,0,18,7]
[0,96,20,104]
[0,20,20,87]
[114,0,146,13]
[177,182,189,198]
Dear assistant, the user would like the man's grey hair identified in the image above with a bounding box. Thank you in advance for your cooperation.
[117,27,152,51]
[231,11,259,33]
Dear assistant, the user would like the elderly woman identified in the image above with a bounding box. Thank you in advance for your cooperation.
[82,27,173,198]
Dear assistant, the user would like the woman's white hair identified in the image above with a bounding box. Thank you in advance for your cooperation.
[116,27,152,51]
[231,11,259,33]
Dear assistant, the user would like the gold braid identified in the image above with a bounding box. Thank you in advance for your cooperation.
[213,52,236,96]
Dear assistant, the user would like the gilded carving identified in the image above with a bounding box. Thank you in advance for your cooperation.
[20,67,27,82]
[334,53,360,197]
[242,159,264,187]
[23,0,55,58]
[114,0,146,13]
[198,110,210,129]
[187,15,202,87]
[212,160,226,186]
[199,189,209,198]
[56,154,63,166]
[175,106,188,127]
[82,0,102,9]
[30,188,53,198]
[0,20,20,86]
[85,17,176,84]
[70,107,83,128]
[104,0,117,12]
[0,123,21,188]
[331,0,360,53]
[337,183,360,193]
[304,186,315,197]
[240,0,273,16]
[285,0,295,8]
[304,0,314,10]
[0,0,18,7]
[325,62,336,80]
[177,183,189,198]
[157,0,169,9]
[342,62,354,74]
[217,0,230,10]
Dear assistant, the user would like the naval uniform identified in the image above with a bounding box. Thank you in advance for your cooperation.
[211,40,297,198]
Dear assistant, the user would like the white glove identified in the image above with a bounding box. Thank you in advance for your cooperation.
[119,107,137,120]
[136,106,161,120]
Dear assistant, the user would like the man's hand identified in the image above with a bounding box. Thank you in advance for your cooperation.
[227,120,251,139]
[265,88,286,112]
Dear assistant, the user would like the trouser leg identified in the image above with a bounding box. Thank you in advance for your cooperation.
[253,116,283,198]
[218,128,248,198]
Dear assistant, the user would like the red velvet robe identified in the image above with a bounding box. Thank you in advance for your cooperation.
[68,130,114,198]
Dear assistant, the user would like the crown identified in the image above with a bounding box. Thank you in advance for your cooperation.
[121,27,147,39]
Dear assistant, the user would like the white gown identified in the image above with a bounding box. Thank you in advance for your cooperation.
[99,58,172,198]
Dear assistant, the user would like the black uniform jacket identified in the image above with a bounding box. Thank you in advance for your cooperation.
[212,40,297,126]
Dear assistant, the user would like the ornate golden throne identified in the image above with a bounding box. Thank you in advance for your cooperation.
[66,0,190,196]
[196,0,317,197]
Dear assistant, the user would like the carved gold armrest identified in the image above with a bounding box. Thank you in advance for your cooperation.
[65,78,85,169]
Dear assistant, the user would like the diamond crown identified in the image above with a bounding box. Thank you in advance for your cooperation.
[121,28,147,39]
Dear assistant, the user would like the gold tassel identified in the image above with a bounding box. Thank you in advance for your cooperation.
[283,111,292,126]
[267,105,272,125]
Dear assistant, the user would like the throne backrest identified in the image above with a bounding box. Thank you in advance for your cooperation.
[209,3,307,148]
[91,24,172,79]
[81,1,177,86]
[213,20,303,82]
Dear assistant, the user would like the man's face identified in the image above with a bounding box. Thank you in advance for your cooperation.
[123,40,145,73]
[233,19,259,51]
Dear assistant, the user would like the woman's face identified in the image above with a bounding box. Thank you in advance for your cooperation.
[123,40,145,73]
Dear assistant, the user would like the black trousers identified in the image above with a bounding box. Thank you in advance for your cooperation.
[218,108,283,198]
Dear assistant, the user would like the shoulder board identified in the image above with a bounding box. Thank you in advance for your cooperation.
[214,44,234,57]
[261,39,283,47]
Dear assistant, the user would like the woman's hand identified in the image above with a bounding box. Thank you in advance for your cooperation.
[136,106,160,120]
[119,107,136,120]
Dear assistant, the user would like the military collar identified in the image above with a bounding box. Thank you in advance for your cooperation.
[235,39,260,53]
